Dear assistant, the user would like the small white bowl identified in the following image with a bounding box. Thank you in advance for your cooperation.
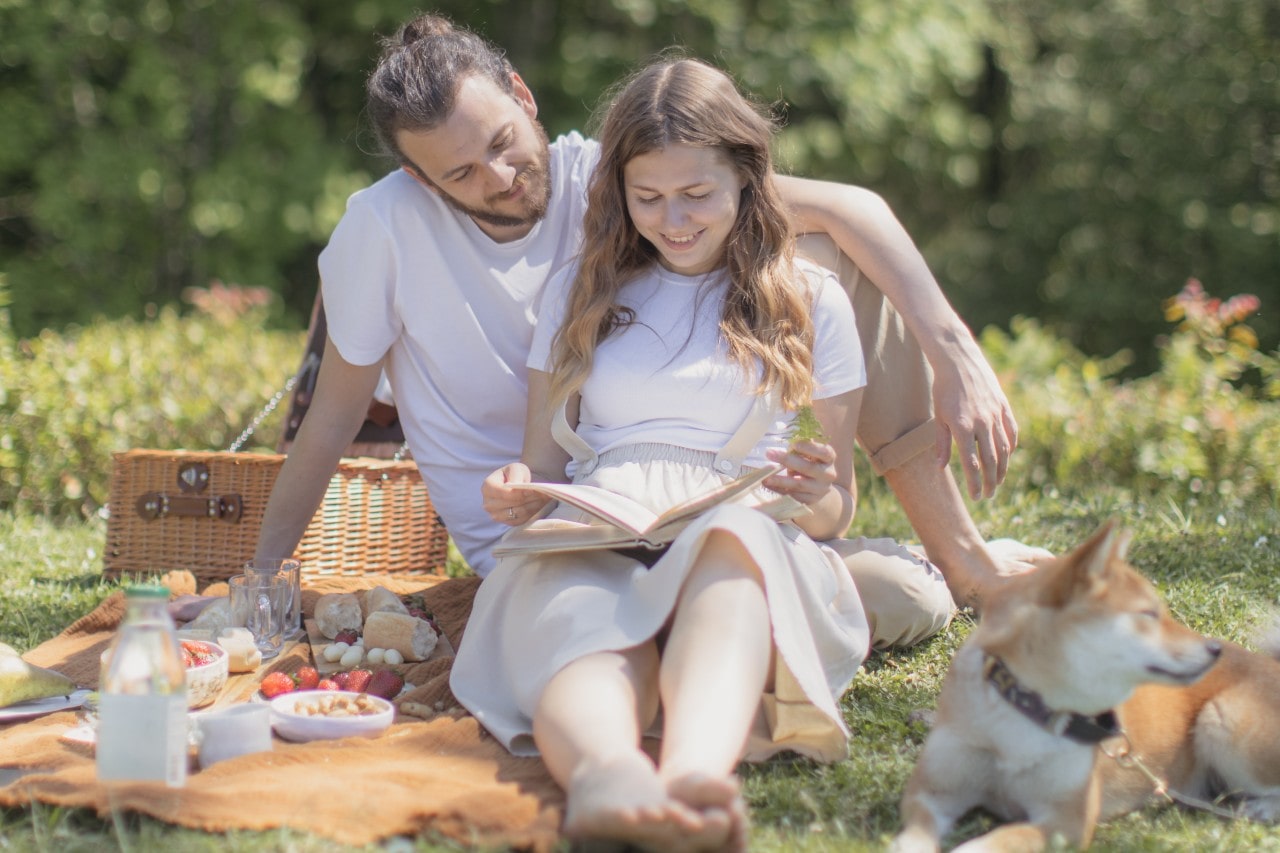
[269,691,394,743]
[182,640,229,709]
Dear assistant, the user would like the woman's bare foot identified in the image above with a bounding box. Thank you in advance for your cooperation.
[667,773,748,852]
[564,754,727,851]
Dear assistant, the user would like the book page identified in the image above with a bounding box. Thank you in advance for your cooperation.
[506,463,782,537]
[495,464,790,559]
[647,463,781,534]
[506,482,658,535]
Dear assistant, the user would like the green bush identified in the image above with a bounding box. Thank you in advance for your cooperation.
[988,279,1280,500]
[0,286,304,518]
[3,278,1277,520]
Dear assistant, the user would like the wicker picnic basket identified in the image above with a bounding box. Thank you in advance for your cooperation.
[104,295,451,585]
[103,448,449,585]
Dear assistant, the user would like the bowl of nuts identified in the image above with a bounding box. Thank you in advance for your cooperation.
[268,690,394,743]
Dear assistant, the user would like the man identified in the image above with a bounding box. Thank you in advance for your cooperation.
[255,13,1027,647]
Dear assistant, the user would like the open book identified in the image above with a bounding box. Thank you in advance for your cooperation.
[492,463,806,557]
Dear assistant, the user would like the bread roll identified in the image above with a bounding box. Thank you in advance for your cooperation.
[314,592,363,639]
[362,585,409,619]
[362,611,438,662]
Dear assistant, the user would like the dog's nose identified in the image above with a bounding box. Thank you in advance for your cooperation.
[1205,639,1223,659]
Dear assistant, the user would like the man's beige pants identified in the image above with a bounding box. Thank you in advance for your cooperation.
[799,234,955,649]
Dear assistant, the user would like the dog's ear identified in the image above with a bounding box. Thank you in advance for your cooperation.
[1077,519,1135,590]
[1038,519,1128,606]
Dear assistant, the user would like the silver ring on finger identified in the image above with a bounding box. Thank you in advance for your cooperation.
[507,507,517,520]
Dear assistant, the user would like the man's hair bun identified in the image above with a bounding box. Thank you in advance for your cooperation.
[399,14,453,45]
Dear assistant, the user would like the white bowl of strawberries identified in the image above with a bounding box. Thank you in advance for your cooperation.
[182,639,229,709]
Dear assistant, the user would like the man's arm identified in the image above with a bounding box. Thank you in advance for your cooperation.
[254,335,384,561]
[774,175,1017,499]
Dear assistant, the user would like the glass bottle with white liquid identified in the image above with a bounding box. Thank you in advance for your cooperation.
[96,584,188,787]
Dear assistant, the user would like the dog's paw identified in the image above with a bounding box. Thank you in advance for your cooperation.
[888,828,941,853]
[1238,795,1280,823]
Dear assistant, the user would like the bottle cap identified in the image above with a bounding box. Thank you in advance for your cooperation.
[124,584,170,598]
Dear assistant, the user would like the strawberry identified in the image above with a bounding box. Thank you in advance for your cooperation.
[344,669,373,693]
[405,597,442,636]
[407,608,441,636]
[331,671,351,690]
[334,628,359,646]
[260,671,296,699]
[366,669,405,700]
[316,678,341,691]
[294,665,320,690]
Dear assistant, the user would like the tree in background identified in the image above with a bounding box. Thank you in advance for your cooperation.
[1,0,1274,373]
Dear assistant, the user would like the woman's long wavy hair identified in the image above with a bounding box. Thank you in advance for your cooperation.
[546,58,815,413]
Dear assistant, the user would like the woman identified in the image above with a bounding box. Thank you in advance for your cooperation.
[452,58,870,851]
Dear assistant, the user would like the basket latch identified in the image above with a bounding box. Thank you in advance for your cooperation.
[177,462,211,493]
[135,492,244,522]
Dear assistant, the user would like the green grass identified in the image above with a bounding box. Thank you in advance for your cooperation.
[2,480,1279,851]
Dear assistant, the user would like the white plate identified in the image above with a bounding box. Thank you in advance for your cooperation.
[0,689,92,723]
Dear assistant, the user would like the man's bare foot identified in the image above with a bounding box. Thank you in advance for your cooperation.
[667,773,748,852]
[564,754,726,852]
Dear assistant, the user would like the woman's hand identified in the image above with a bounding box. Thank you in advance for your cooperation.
[481,462,549,526]
[764,440,839,505]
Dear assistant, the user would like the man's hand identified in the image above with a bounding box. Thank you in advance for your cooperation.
[930,335,1018,501]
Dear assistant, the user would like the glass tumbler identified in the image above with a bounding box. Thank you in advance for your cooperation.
[244,557,304,640]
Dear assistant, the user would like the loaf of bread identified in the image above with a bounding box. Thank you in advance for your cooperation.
[314,592,363,639]
[362,585,408,619]
[362,611,438,662]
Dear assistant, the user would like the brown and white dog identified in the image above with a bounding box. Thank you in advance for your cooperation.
[891,520,1280,852]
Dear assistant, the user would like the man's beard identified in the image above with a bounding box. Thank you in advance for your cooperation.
[435,119,552,229]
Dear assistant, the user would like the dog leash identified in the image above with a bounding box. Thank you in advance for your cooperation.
[1101,733,1246,820]
[226,352,411,461]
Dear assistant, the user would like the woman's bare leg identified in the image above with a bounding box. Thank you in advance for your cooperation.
[533,643,728,850]
[657,531,772,851]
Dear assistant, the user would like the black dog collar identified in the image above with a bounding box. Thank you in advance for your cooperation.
[982,653,1121,745]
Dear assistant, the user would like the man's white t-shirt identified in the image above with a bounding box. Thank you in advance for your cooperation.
[319,133,600,576]
[528,260,866,478]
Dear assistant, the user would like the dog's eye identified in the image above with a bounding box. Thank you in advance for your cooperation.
[1137,608,1159,620]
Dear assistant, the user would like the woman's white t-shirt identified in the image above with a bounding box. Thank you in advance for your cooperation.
[529,260,865,478]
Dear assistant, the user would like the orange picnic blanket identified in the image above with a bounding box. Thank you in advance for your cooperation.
[0,572,565,850]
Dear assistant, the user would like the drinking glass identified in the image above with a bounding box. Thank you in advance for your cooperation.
[244,558,303,640]
[227,574,289,659]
